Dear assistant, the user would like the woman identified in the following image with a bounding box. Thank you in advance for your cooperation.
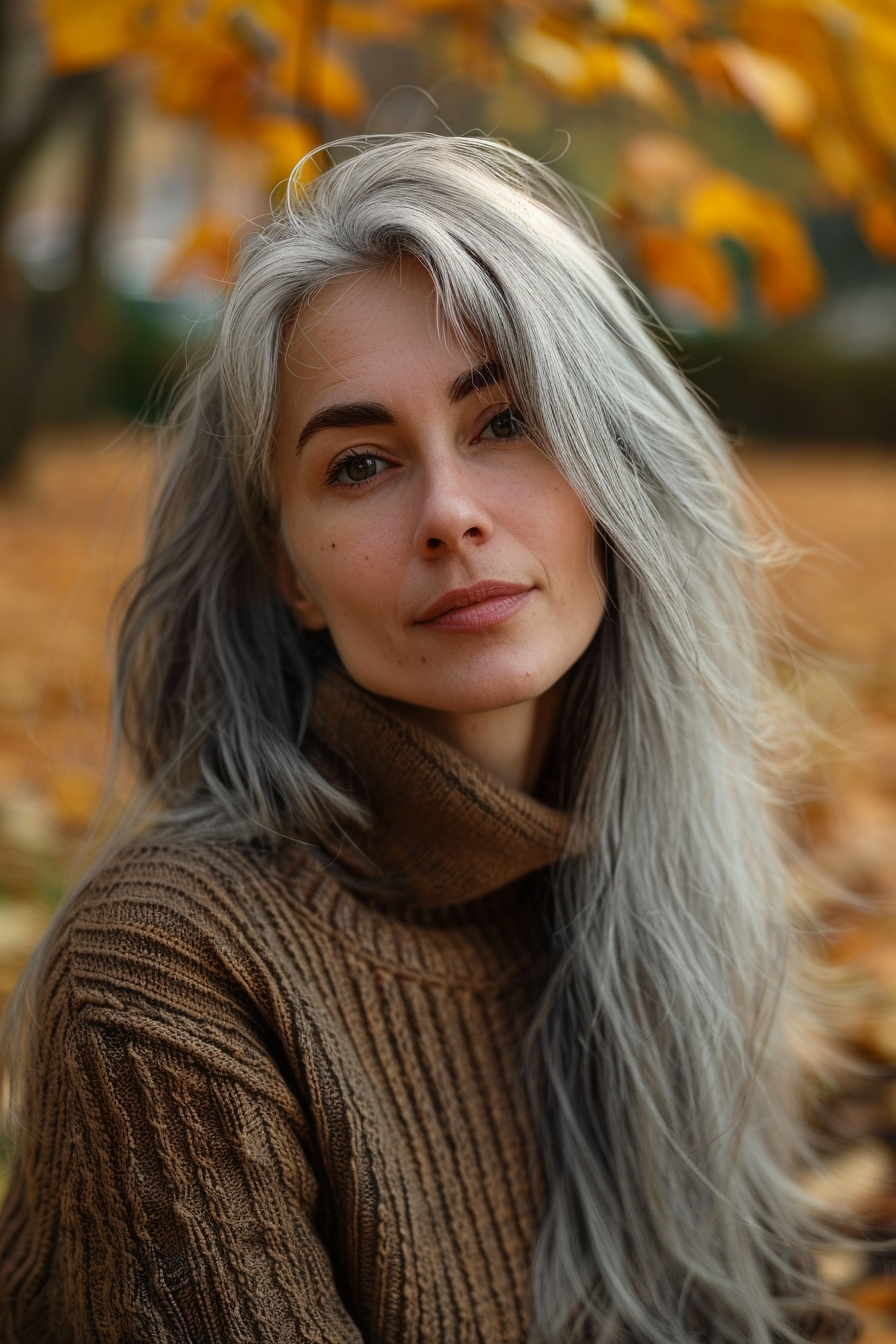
[0,134,851,1343]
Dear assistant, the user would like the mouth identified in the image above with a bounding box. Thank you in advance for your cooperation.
[415,581,534,631]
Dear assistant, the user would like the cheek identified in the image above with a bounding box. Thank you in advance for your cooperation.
[284,509,404,629]
[524,473,603,599]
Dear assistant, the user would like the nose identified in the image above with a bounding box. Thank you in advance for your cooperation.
[412,454,494,558]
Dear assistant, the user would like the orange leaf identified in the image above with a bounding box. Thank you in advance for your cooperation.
[154,54,256,134]
[681,174,822,319]
[858,190,896,261]
[809,120,881,199]
[400,0,472,11]
[615,46,683,117]
[618,132,709,213]
[753,242,823,321]
[156,214,243,293]
[257,117,323,189]
[592,0,703,44]
[272,34,368,119]
[512,28,607,100]
[851,6,896,67]
[41,0,135,72]
[676,41,737,103]
[849,50,896,154]
[734,6,844,115]
[330,0,416,41]
[635,226,737,325]
[316,46,368,119]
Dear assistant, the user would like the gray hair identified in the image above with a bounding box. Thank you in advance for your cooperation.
[4,134,847,1342]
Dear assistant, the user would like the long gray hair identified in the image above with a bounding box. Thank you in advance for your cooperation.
[5,134,846,1342]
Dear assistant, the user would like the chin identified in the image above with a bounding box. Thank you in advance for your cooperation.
[383,658,561,717]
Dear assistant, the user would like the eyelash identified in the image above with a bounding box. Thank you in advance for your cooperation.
[324,405,527,490]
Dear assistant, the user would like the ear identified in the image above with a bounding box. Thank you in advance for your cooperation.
[267,534,329,632]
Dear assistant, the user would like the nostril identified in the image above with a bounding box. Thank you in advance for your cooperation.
[426,537,441,550]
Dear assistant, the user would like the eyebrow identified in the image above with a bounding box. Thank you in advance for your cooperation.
[447,359,506,405]
[297,401,394,448]
[295,360,507,450]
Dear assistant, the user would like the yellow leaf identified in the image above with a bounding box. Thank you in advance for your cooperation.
[635,226,737,324]
[400,0,472,10]
[734,5,844,114]
[858,190,896,261]
[316,46,368,119]
[681,173,822,319]
[257,117,322,189]
[615,46,684,117]
[809,119,880,198]
[582,42,622,97]
[330,0,416,41]
[849,50,896,153]
[512,28,595,98]
[42,0,135,72]
[156,214,243,293]
[713,39,816,136]
[272,34,367,118]
[514,26,679,111]
[592,0,703,44]
[849,6,896,66]
[154,53,255,134]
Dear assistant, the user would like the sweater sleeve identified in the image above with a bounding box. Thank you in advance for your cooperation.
[0,859,367,1344]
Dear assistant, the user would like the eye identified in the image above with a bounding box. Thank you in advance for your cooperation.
[328,452,390,487]
[478,406,526,441]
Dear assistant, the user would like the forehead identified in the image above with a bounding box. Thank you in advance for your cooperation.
[281,259,480,390]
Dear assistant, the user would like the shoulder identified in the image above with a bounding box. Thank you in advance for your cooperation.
[66,834,330,941]
[48,836,335,1030]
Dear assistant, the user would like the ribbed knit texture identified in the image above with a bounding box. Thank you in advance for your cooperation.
[0,671,567,1343]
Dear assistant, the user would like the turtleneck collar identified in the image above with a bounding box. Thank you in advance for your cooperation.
[304,667,569,910]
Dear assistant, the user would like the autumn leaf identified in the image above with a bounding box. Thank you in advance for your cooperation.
[592,0,703,44]
[616,131,708,214]
[257,116,323,188]
[330,0,416,41]
[36,0,896,325]
[809,119,884,200]
[680,172,823,318]
[634,226,737,323]
[849,50,896,155]
[858,189,896,261]
[156,214,244,292]
[315,46,368,119]
[512,27,605,100]
[711,39,816,137]
[734,3,842,109]
[615,46,683,118]
[42,0,135,72]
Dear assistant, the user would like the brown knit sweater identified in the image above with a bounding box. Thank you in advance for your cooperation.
[0,670,568,1344]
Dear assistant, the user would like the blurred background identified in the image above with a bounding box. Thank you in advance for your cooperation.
[1,0,896,1334]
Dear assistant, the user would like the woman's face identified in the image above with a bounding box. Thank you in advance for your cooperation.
[272,259,606,717]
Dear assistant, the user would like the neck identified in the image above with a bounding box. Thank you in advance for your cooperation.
[391,687,560,794]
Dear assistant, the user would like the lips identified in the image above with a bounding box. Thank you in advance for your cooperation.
[415,581,532,626]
